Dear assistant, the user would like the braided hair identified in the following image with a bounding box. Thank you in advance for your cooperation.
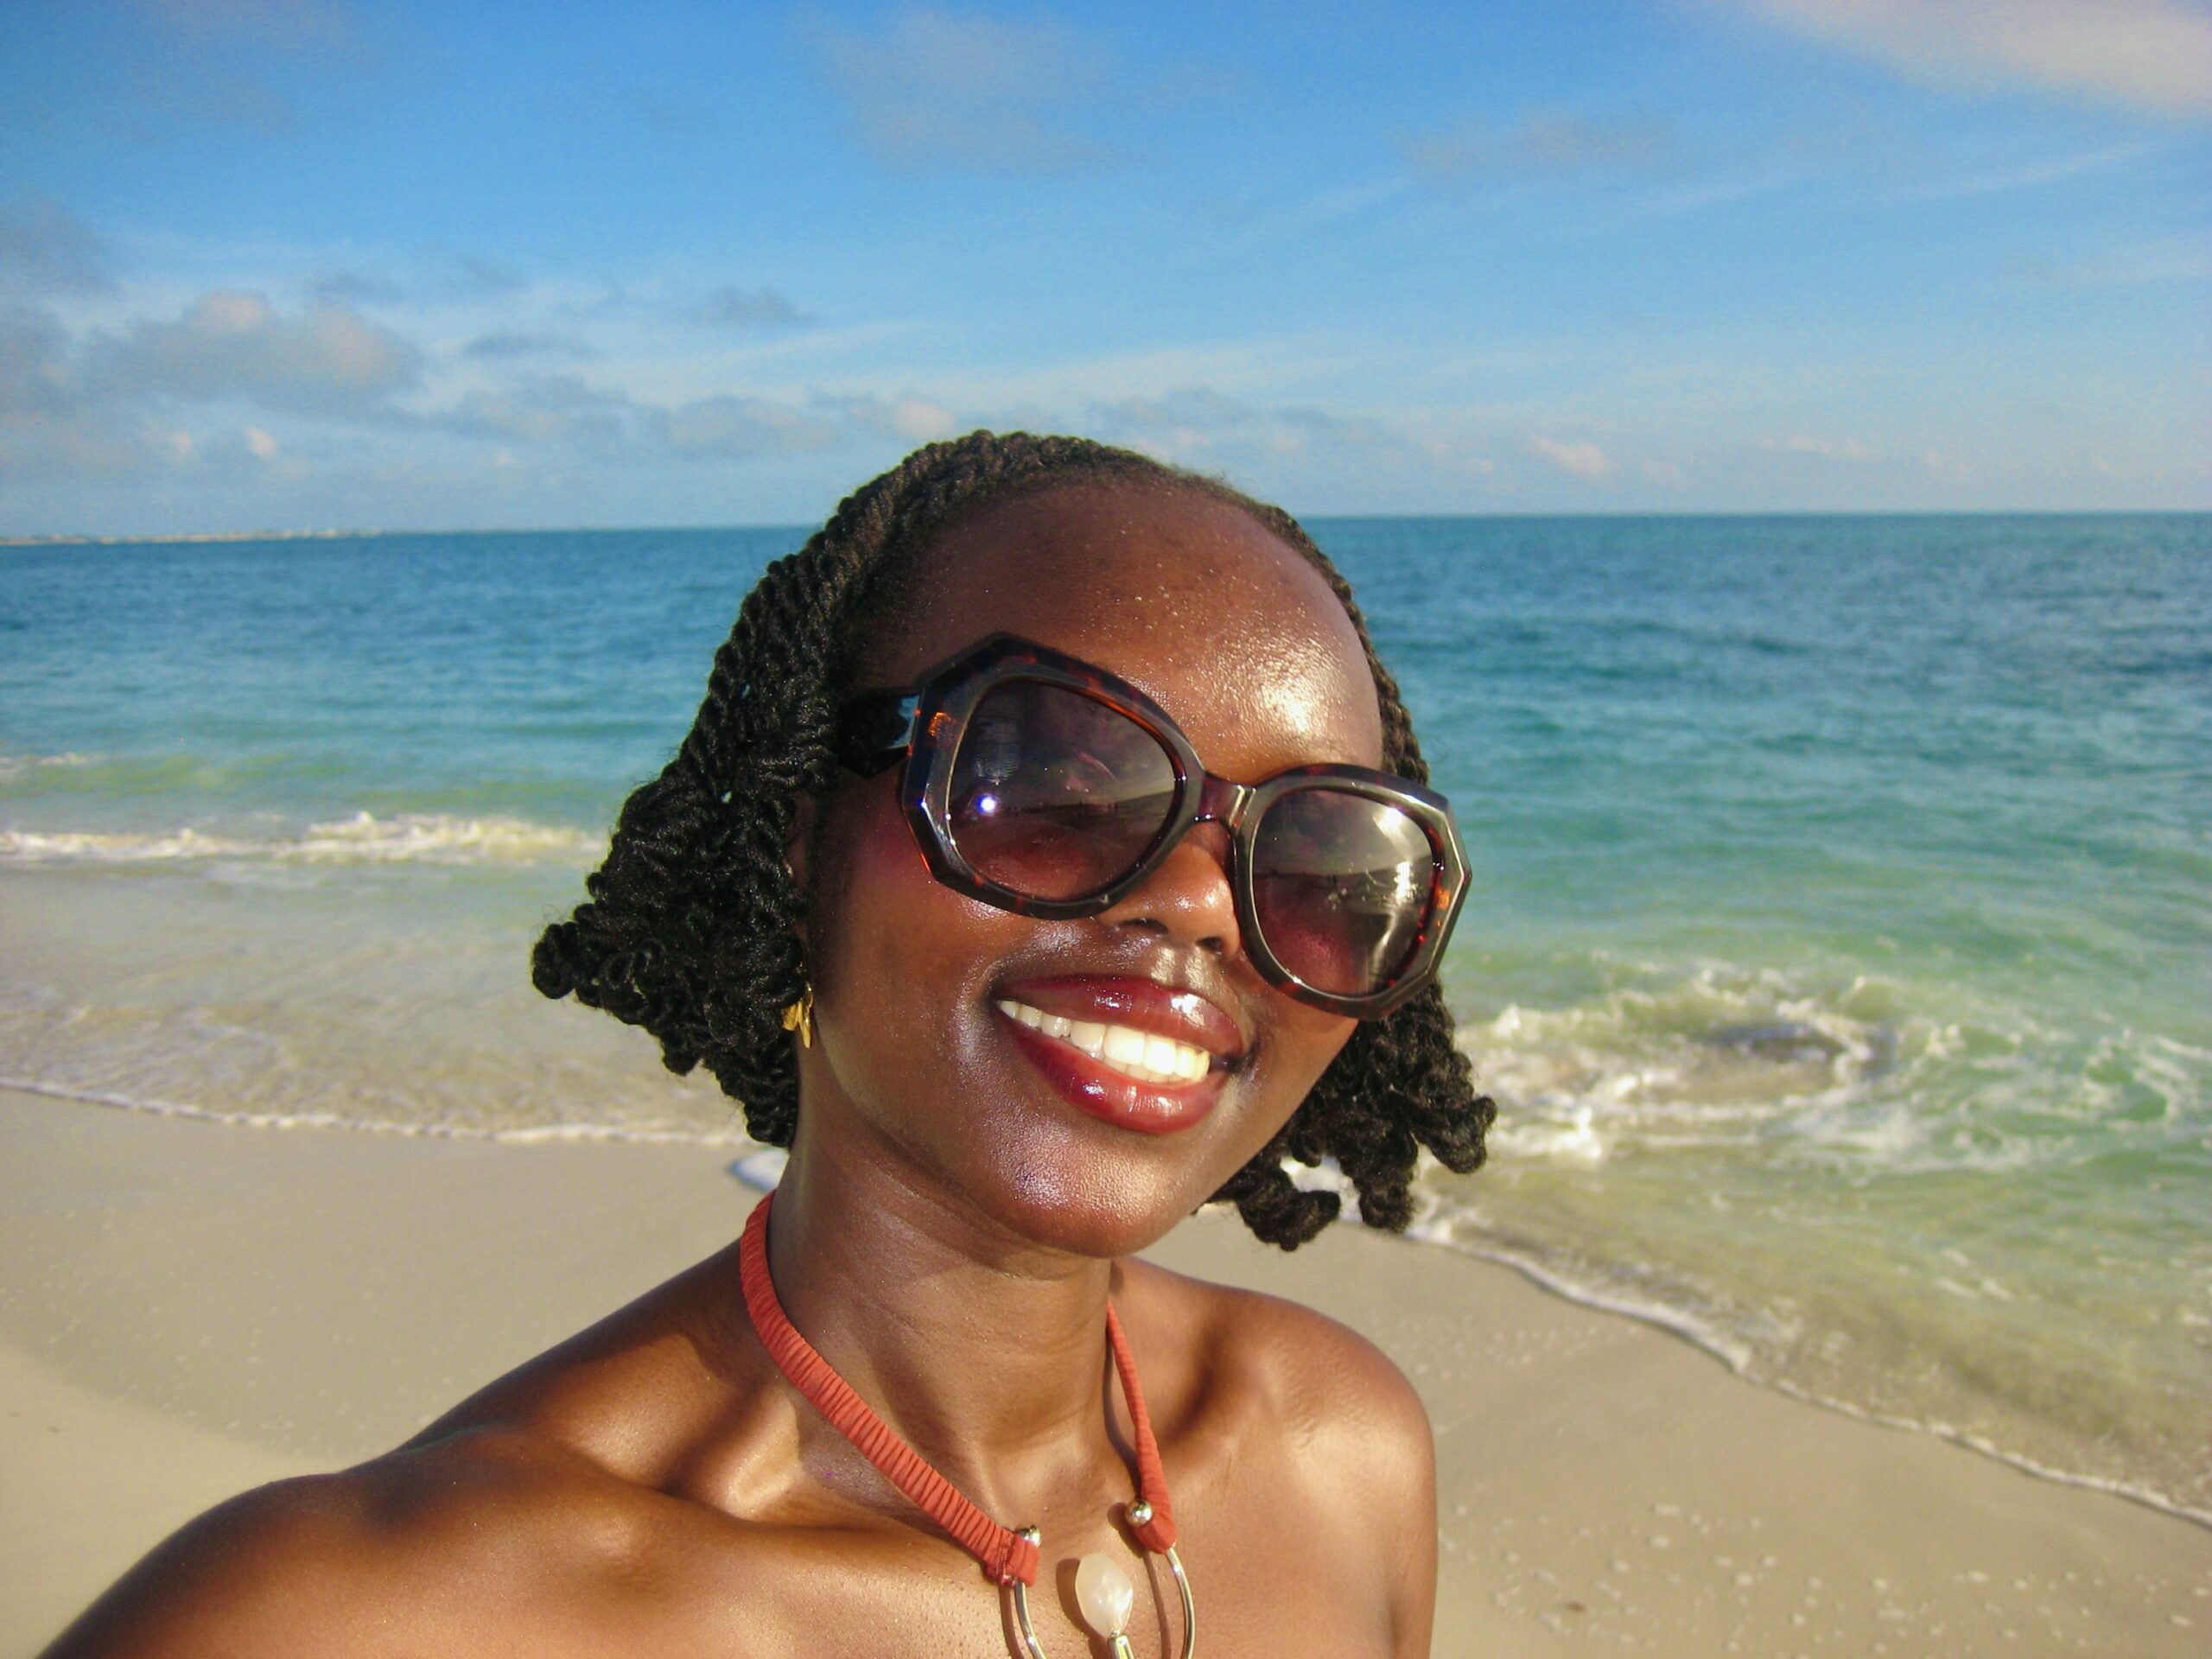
[532,431,1494,1248]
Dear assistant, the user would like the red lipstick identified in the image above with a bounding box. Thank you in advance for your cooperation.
[992,975,1245,1135]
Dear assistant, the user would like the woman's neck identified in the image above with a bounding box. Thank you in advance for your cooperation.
[758,1124,1124,1523]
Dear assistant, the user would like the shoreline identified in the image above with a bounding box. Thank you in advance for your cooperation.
[13,1071,2209,1536]
[1415,1230,2212,1537]
[6,1087,2207,1656]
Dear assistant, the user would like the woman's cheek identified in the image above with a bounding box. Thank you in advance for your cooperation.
[1252,1002,1359,1127]
[810,785,1001,1063]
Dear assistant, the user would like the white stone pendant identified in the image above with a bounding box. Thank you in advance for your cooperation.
[1074,1552,1136,1656]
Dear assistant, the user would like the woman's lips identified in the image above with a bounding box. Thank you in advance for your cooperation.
[991,975,1245,1135]
[995,975,1246,1058]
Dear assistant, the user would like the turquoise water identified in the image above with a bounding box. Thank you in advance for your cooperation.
[3,517,2206,1520]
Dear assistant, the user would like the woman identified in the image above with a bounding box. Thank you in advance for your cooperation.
[48,434,1493,1658]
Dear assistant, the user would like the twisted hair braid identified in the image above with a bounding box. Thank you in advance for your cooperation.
[533,431,1494,1248]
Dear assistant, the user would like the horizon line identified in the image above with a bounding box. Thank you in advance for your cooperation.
[8,505,2209,548]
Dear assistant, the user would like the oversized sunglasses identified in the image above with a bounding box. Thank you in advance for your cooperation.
[833,634,1467,1018]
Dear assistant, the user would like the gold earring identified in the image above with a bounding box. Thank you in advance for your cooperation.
[780,985,815,1049]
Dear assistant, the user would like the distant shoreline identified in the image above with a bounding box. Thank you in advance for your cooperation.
[0,528,381,548]
[6,508,2207,548]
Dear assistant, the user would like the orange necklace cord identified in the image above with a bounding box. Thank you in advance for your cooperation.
[737,1192,1179,1590]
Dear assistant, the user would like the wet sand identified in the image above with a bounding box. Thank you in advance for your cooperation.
[5,1086,2205,1656]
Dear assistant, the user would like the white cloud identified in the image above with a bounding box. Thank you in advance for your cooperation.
[1718,0,2212,117]
[81,290,422,416]
[1529,435,1615,480]
[243,425,279,460]
[875,397,963,442]
[800,5,1115,171]
[651,394,842,458]
[804,391,964,444]
[1643,459,1688,488]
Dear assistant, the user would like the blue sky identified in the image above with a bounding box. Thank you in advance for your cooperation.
[2,0,2207,534]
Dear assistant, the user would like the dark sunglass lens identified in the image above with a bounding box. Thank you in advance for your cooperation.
[1251,789,1434,997]
[947,680,1180,900]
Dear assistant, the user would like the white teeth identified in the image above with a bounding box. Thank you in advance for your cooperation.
[995,999,1217,1085]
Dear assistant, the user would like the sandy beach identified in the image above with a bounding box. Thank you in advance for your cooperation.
[5,1085,2204,1656]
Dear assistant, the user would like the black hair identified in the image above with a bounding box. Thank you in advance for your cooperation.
[532,431,1494,1247]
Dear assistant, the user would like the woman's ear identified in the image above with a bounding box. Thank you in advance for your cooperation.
[786,792,819,946]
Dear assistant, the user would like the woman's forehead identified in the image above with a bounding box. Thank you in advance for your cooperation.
[865,480,1385,772]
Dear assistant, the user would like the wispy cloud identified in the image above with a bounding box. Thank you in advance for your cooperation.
[309,269,404,306]
[1923,446,1974,483]
[119,0,365,137]
[1890,141,2151,201]
[441,374,629,446]
[459,332,594,361]
[447,256,525,297]
[1084,386,1440,470]
[1715,0,2212,118]
[0,197,114,297]
[0,306,72,418]
[2017,230,2212,287]
[1198,178,1411,264]
[798,5,1116,172]
[696,285,814,328]
[130,0,356,52]
[1403,111,1676,181]
[1755,433,1873,461]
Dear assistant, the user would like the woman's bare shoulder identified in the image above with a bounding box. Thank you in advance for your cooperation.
[1122,1251,1439,1655]
[1123,1251,1435,1491]
[43,1245,768,1659]
[41,1426,681,1657]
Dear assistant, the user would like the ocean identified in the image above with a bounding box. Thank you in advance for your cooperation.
[3,515,2206,1523]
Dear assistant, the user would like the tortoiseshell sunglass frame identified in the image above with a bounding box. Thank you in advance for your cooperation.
[832,633,1468,1019]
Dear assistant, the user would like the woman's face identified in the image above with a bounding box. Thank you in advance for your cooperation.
[794,480,1385,1260]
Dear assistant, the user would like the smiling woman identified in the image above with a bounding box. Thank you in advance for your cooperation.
[41,433,1494,1659]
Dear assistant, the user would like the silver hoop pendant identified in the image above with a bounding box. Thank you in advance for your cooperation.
[1006,1526,1197,1659]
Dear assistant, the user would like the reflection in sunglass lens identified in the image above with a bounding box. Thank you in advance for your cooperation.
[1251,789,1433,997]
[947,680,1181,900]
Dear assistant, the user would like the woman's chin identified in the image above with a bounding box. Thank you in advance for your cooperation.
[957,1158,1212,1263]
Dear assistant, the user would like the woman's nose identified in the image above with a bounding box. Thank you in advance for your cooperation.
[1098,823,1243,958]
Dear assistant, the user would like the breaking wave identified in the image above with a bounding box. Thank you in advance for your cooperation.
[0,811,605,868]
[0,749,96,782]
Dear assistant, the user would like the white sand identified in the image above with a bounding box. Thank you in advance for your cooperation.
[6,1088,2206,1656]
